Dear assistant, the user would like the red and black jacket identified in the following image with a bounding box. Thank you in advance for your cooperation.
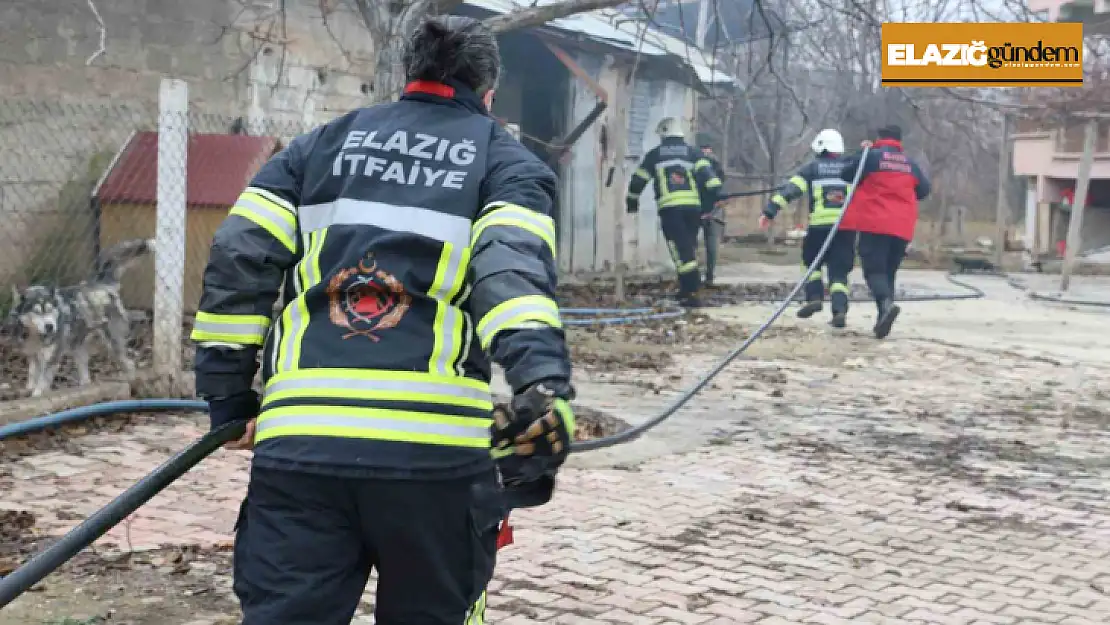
[837,138,931,242]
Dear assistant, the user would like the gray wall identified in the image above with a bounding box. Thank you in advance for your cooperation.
[0,0,376,284]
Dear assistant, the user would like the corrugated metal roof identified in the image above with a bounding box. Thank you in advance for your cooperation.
[96,132,279,207]
[464,0,735,85]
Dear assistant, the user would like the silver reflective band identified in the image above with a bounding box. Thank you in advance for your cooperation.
[256,414,490,440]
[476,205,556,246]
[428,243,468,376]
[812,178,848,187]
[478,300,559,348]
[657,158,694,169]
[266,376,492,404]
[280,301,307,372]
[192,319,267,339]
[237,195,296,236]
[245,186,296,213]
[299,198,472,248]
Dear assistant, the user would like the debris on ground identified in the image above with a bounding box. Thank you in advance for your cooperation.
[567,312,748,371]
[0,509,37,576]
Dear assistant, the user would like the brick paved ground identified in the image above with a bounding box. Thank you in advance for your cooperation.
[6,271,1110,624]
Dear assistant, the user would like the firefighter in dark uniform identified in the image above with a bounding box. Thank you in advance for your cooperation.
[626,118,723,307]
[190,16,575,625]
[838,124,931,339]
[760,129,857,328]
[696,133,726,287]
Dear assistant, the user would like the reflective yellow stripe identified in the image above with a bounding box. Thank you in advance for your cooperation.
[554,398,576,438]
[810,207,842,226]
[477,295,562,351]
[633,168,651,180]
[829,282,850,294]
[245,186,295,213]
[771,194,789,208]
[190,312,270,345]
[807,269,823,282]
[677,260,699,274]
[466,591,488,624]
[255,405,492,448]
[659,190,701,208]
[788,175,808,194]
[429,242,470,376]
[230,191,298,253]
[694,158,713,171]
[278,229,325,373]
[706,177,723,188]
[263,368,491,409]
[472,202,556,258]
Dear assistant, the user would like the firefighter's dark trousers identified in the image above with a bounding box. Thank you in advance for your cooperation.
[660,206,702,297]
[233,464,504,625]
[857,232,909,311]
[802,226,856,314]
[700,211,723,284]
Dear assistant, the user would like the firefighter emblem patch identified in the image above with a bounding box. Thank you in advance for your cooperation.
[669,171,687,186]
[326,254,411,341]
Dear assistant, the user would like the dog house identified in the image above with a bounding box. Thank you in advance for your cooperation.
[93,132,280,312]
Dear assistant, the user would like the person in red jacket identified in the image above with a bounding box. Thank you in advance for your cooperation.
[837,125,931,339]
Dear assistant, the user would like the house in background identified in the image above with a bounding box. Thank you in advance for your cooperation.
[456,0,736,275]
[1012,0,1110,261]
[94,132,279,311]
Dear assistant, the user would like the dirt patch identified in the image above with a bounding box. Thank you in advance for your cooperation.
[558,278,924,308]
[567,312,748,372]
[0,413,172,460]
[0,547,237,625]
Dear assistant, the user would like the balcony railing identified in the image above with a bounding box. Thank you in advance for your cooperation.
[1055,121,1110,153]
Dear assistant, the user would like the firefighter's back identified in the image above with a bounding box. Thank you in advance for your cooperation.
[256,93,501,477]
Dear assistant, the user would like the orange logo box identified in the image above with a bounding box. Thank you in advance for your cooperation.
[881,22,1084,87]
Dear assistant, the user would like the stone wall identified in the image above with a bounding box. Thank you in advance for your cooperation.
[0,0,376,285]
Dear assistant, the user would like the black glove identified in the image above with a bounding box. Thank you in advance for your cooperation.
[207,390,261,431]
[490,379,576,509]
[492,379,576,461]
[626,198,639,214]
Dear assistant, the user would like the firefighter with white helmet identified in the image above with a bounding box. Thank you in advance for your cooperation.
[626,117,723,307]
[760,128,857,327]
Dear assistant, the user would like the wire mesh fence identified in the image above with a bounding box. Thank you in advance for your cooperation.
[0,94,310,407]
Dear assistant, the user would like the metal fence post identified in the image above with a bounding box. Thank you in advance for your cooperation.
[154,78,188,386]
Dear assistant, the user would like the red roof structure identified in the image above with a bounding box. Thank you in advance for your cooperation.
[96,132,279,207]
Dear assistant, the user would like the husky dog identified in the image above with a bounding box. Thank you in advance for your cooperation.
[9,239,154,397]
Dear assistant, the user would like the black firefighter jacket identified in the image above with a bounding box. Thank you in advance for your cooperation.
[191,79,572,479]
[627,137,723,211]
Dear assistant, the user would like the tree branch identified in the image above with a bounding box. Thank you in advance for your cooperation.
[84,0,107,65]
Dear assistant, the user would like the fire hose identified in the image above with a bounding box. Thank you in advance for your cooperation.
[0,146,996,606]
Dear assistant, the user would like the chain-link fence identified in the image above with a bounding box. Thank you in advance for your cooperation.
[0,83,310,408]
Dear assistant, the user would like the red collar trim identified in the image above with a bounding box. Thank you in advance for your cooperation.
[874,138,902,149]
[404,81,456,98]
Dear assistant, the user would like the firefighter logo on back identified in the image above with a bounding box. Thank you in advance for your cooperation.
[327,254,410,341]
[824,187,846,207]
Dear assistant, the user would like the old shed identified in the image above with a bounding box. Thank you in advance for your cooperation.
[457,0,735,275]
[94,132,279,311]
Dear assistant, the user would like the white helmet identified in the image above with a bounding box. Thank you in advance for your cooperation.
[811,128,845,155]
[656,117,685,139]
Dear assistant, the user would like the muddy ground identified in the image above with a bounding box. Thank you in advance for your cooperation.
[5,266,1110,623]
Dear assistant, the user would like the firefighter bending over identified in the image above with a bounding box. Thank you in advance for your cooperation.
[626,118,723,307]
[190,15,575,625]
[760,128,856,328]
